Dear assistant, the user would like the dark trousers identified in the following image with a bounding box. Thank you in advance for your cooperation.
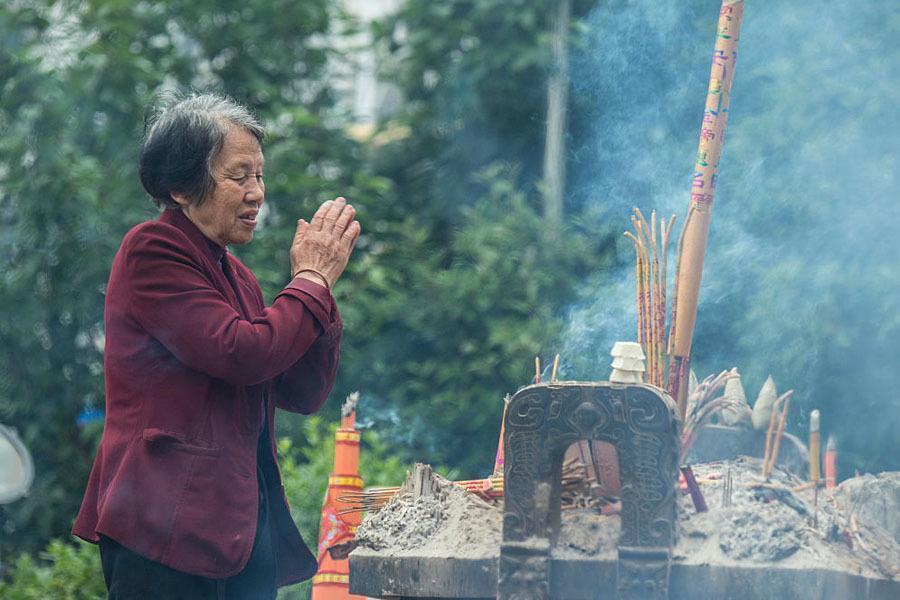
[100,462,277,600]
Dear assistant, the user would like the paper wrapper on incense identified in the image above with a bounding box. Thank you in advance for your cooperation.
[672,0,745,358]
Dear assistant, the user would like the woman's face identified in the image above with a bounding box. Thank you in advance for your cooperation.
[179,127,265,247]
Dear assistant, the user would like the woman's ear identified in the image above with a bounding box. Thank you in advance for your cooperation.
[170,192,191,208]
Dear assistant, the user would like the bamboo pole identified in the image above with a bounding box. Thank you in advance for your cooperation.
[669,0,744,418]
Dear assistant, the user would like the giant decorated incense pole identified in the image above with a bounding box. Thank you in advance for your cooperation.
[668,0,745,418]
[311,393,365,600]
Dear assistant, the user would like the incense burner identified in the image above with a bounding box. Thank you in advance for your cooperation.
[498,381,680,600]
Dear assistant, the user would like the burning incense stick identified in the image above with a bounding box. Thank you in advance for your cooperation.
[761,390,792,477]
[534,356,541,384]
[551,353,560,382]
[668,0,745,418]
[667,206,693,359]
[650,211,661,386]
[626,209,678,388]
[809,410,821,483]
[722,467,733,508]
[762,391,793,478]
[824,435,837,488]
[765,395,791,478]
[681,465,709,513]
[810,409,821,525]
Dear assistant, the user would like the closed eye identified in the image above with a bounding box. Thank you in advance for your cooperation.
[226,173,264,186]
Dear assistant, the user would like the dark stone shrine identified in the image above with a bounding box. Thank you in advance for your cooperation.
[499,382,680,600]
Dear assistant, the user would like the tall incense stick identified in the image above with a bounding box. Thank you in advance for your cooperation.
[669,0,745,417]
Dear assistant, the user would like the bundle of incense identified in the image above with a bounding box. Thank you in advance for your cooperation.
[668,0,745,419]
[761,390,793,478]
[679,368,740,461]
[336,476,505,515]
[625,209,676,388]
[337,456,600,516]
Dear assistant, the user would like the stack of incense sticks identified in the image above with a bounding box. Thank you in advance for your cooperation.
[336,476,504,515]
[668,0,745,418]
[336,457,600,516]
[625,208,676,388]
[761,390,793,478]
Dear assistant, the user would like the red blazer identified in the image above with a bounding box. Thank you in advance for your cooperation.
[73,208,340,586]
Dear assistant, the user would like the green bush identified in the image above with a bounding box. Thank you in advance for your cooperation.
[0,539,105,600]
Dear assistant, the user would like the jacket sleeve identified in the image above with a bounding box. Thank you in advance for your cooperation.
[125,225,332,387]
[273,303,342,414]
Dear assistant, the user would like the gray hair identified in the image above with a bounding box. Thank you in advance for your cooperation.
[138,92,265,208]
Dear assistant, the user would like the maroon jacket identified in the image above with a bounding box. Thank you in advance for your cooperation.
[73,208,341,586]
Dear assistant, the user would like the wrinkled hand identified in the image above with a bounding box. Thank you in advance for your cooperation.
[290,197,361,289]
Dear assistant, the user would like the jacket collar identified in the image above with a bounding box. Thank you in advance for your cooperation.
[159,208,227,265]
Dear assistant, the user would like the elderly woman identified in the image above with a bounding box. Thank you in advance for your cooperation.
[72,93,359,599]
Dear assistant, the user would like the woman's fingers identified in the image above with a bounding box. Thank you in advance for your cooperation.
[310,200,334,231]
[294,218,309,241]
[341,220,361,249]
[322,197,347,232]
[334,204,356,236]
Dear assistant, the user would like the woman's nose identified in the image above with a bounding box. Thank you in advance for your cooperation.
[246,178,265,203]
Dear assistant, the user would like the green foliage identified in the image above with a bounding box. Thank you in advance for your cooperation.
[333,164,607,473]
[0,539,105,600]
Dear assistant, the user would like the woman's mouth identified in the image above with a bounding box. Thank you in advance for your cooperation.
[239,213,258,229]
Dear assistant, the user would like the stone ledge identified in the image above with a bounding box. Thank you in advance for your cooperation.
[349,551,899,599]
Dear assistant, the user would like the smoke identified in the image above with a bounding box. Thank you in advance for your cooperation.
[561,0,899,472]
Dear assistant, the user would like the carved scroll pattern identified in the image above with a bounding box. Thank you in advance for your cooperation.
[499,383,680,600]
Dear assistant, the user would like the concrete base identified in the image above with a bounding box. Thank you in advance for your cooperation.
[349,551,899,599]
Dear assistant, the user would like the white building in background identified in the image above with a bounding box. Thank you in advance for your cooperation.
[332,0,403,133]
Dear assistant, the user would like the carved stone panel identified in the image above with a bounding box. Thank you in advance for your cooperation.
[498,382,680,600]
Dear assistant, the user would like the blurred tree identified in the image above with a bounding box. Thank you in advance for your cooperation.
[344,0,612,474]
[0,0,620,574]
